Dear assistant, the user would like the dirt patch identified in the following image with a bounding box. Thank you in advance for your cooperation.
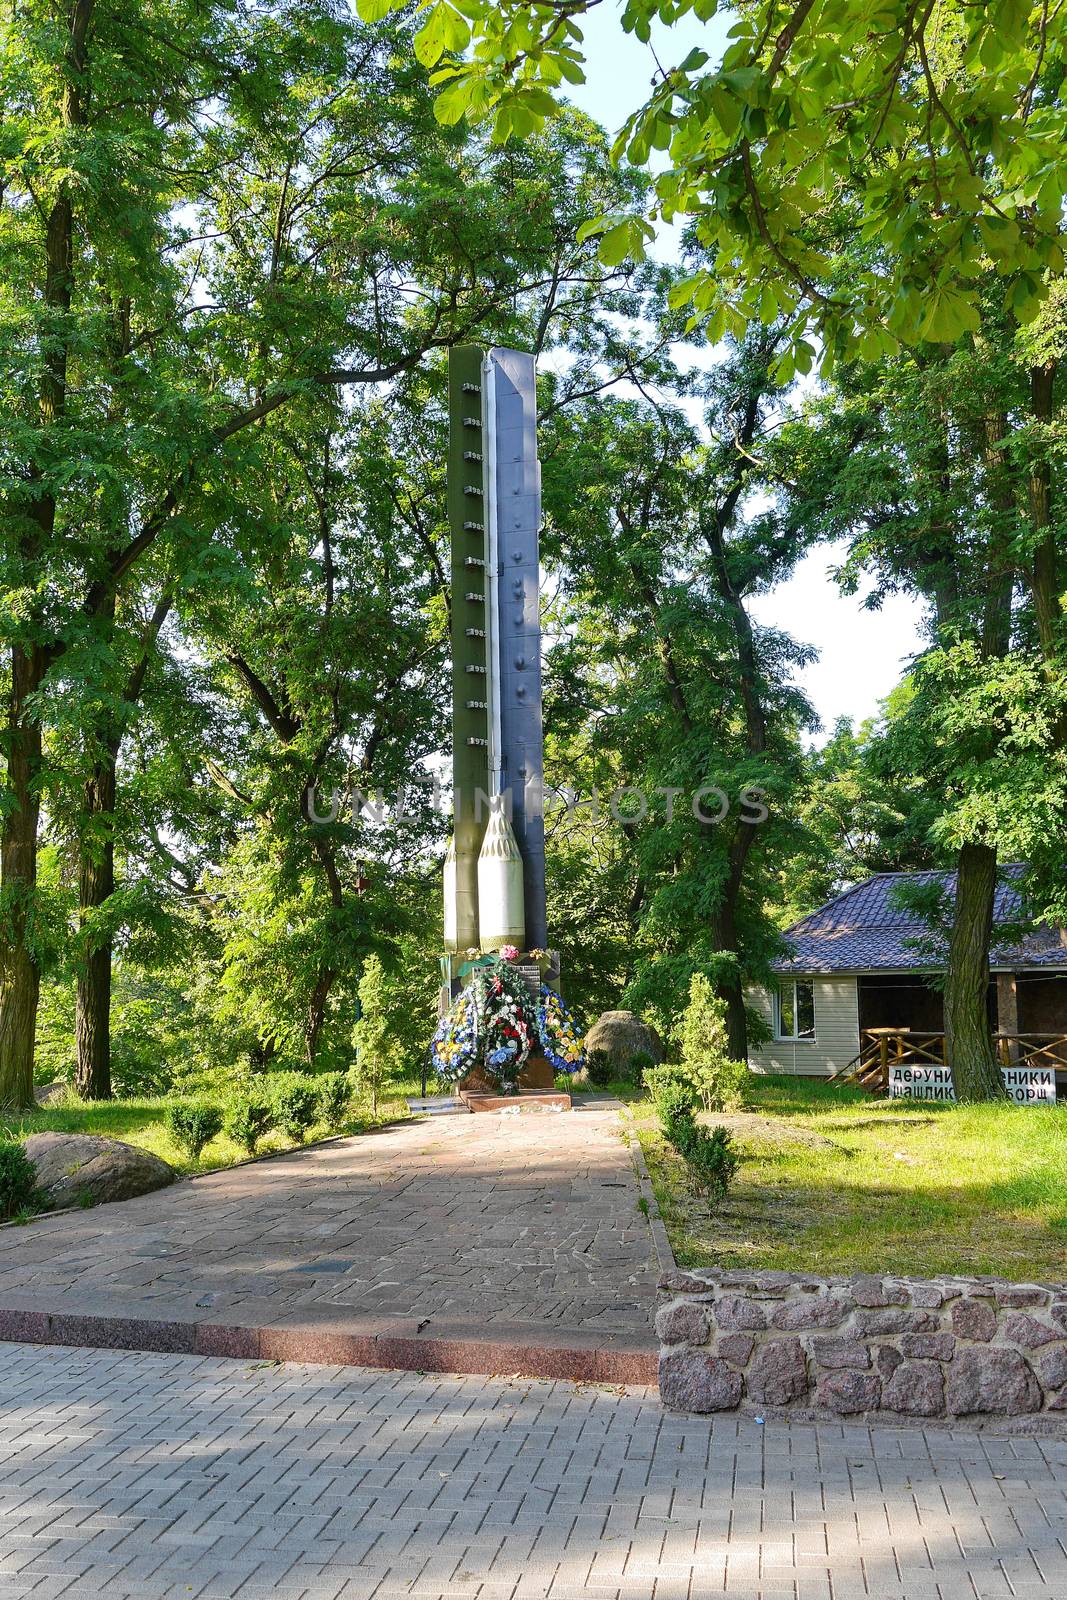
[696,1111,841,1152]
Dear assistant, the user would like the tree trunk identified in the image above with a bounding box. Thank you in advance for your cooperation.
[0,645,47,1110]
[945,842,1002,1101]
[305,966,336,1065]
[703,490,768,1064]
[75,753,117,1100]
[0,0,97,1111]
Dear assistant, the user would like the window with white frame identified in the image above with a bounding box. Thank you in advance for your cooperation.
[774,979,815,1040]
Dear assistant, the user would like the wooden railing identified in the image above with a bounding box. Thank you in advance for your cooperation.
[833,1029,1067,1092]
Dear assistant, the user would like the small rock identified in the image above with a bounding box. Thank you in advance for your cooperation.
[1003,1313,1062,1350]
[854,1309,938,1335]
[813,1338,871,1371]
[717,1333,755,1367]
[23,1132,175,1209]
[1047,1385,1067,1411]
[877,1345,904,1378]
[660,1351,742,1413]
[946,1349,1042,1416]
[909,1285,945,1308]
[753,1271,795,1297]
[658,1270,712,1295]
[1038,1347,1067,1390]
[995,1285,1049,1309]
[851,1275,887,1307]
[714,1294,767,1331]
[771,1295,850,1331]
[899,1332,955,1362]
[882,1360,946,1417]
[817,1370,881,1415]
[747,1338,809,1405]
[655,1302,711,1346]
[951,1298,997,1343]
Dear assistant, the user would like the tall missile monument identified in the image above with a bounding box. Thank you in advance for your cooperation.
[442,345,548,979]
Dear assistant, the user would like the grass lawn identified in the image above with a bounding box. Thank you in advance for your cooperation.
[0,1084,416,1181]
[637,1074,1067,1282]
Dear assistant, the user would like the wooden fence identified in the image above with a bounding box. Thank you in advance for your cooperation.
[833,1029,1067,1092]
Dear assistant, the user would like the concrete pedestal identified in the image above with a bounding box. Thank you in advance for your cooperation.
[460,1089,571,1113]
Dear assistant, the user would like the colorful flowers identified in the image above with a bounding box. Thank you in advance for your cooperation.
[431,959,587,1091]
[537,985,586,1075]
[431,960,535,1093]
[499,944,520,962]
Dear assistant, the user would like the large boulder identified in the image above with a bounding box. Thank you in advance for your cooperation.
[24,1133,176,1209]
[584,1010,664,1071]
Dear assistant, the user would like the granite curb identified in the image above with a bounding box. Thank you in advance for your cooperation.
[0,1303,658,1385]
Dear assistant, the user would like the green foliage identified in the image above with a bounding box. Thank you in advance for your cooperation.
[642,1063,700,1117]
[660,1103,739,1200]
[315,1073,352,1130]
[163,1102,224,1161]
[373,0,1067,368]
[679,976,749,1112]
[625,1048,657,1084]
[584,1049,614,1089]
[269,1077,320,1143]
[224,1097,272,1158]
[0,1142,38,1220]
[353,957,405,1115]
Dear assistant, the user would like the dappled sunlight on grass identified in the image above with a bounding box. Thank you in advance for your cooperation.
[0,1086,413,1179]
[640,1074,1067,1280]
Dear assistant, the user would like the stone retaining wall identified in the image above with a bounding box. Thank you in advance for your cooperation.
[658,1268,1067,1424]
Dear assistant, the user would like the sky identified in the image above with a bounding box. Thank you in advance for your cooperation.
[560,3,928,737]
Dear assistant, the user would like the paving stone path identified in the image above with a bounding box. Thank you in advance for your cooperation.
[0,1104,661,1378]
[2,1342,1066,1600]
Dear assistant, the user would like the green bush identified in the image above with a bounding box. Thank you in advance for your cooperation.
[271,1077,319,1142]
[679,974,750,1112]
[623,1048,657,1084]
[585,1048,614,1088]
[352,956,405,1115]
[164,1101,224,1160]
[0,1141,37,1220]
[642,1062,700,1114]
[315,1072,351,1129]
[224,1096,272,1157]
[661,1105,739,1199]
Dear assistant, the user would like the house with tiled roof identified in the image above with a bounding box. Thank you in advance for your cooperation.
[746,867,1067,1078]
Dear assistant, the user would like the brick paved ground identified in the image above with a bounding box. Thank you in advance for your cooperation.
[0,1105,660,1377]
[2,1343,1066,1600]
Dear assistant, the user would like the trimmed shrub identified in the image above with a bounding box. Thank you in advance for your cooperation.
[0,1141,37,1220]
[584,1048,614,1088]
[623,1048,657,1085]
[164,1101,224,1160]
[225,1096,272,1157]
[679,974,750,1112]
[315,1072,351,1129]
[642,1062,700,1114]
[660,1104,739,1200]
[272,1078,319,1142]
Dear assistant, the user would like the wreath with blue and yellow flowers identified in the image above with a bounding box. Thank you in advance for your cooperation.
[431,956,586,1093]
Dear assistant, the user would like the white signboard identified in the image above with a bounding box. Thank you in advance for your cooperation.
[889,1065,956,1102]
[1001,1066,1056,1105]
[889,1064,1057,1104]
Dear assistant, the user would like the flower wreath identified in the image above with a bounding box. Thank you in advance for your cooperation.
[431,961,536,1094]
[432,959,587,1093]
[537,985,586,1075]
